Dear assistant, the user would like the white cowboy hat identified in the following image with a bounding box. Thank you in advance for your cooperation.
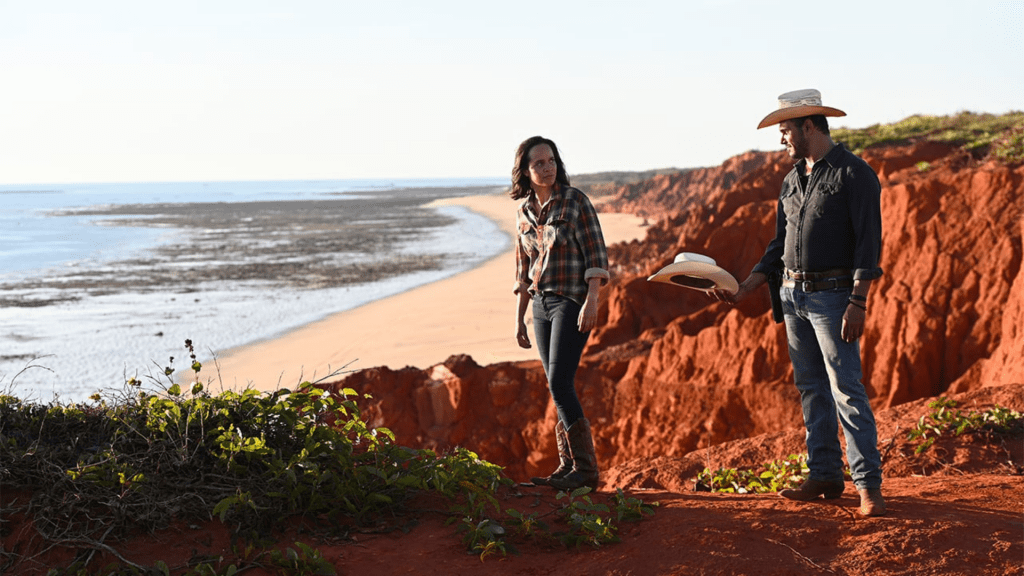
[757,88,846,129]
[648,252,739,293]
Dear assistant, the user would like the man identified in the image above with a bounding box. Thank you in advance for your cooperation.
[714,89,886,516]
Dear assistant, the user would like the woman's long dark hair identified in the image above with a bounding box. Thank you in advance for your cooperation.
[509,136,571,200]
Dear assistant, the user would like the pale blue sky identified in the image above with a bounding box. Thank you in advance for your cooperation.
[1,1,1020,184]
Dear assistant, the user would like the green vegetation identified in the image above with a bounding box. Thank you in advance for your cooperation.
[691,397,1023,496]
[692,453,813,494]
[833,110,1024,162]
[451,486,657,560]
[0,341,658,575]
[907,397,1023,455]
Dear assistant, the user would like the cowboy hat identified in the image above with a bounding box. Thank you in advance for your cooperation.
[648,252,738,293]
[757,88,846,129]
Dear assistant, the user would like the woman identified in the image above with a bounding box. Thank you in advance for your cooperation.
[511,136,609,491]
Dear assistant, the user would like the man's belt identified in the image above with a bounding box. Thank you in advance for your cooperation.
[783,268,853,292]
[785,268,852,281]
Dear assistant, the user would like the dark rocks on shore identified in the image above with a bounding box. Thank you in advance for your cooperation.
[2,191,482,305]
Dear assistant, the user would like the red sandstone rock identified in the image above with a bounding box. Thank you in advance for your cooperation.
[339,356,554,480]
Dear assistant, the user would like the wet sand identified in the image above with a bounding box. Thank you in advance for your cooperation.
[210,193,647,391]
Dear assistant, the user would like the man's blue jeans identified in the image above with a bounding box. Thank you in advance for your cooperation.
[532,293,589,427]
[781,285,882,490]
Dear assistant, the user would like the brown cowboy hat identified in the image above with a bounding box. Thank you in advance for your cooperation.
[757,88,846,129]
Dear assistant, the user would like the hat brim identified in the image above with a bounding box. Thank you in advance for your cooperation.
[757,105,846,129]
[648,262,739,294]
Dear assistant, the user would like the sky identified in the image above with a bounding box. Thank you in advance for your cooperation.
[1,0,1021,184]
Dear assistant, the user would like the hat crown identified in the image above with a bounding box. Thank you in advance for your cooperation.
[674,252,716,266]
[757,88,845,129]
[647,251,738,293]
[778,89,823,109]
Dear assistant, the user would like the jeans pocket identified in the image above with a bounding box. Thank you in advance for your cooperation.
[780,285,797,315]
[811,288,851,315]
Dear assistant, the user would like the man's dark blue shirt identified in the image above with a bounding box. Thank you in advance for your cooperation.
[753,143,883,281]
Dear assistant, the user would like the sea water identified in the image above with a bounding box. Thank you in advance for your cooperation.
[0,178,509,402]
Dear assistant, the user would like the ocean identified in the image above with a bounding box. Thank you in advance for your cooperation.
[0,178,509,402]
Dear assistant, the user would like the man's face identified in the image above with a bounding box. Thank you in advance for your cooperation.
[779,119,810,159]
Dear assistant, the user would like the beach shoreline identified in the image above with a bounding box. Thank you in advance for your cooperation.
[0,182,511,401]
[210,192,647,392]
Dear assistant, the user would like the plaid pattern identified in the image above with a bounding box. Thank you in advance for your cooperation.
[514,186,609,304]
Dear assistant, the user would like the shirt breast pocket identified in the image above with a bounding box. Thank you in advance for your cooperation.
[543,218,574,250]
[812,182,844,216]
[519,221,540,255]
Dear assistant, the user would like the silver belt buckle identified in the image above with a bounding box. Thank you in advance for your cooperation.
[802,280,814,292]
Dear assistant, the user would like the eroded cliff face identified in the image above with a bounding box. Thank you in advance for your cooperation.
[328,142,1023,481]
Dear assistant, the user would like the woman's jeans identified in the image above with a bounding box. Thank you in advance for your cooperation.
[781,285,882,490]
[532,293,589,427]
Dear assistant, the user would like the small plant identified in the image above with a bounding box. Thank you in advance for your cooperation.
[182,562,245,576]
[907,397,1023,454]
[267,543,337,576]
[610,488,659,521]
[454,517,512,560]
[555,487,618,548]
[504,508,546,538]
[692,453,812,494]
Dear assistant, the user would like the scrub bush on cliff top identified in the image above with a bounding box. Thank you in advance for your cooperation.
[0,383,508,519]
[834,110,1024,161]
[0,344,511,572]
[0,340,659,574]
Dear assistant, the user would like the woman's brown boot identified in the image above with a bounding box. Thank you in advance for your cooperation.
[548,418,599,492]
[530,421,571,486]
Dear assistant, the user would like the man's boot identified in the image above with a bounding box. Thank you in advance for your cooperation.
[548,418,599,492]
[529,421,571,486]
[858,488,886,516]
[779,478,845,501]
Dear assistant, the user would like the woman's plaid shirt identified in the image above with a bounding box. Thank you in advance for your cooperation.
[513,186,609,304]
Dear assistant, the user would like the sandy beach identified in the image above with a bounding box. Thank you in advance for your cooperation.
[211,193,647,391]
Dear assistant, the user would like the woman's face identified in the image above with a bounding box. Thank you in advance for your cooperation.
[527,144,558,191]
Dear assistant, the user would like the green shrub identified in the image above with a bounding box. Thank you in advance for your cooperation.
[907,397,1023,454]
[692,453,813,494]
[0,340,659,573]
[833,110,1024,160]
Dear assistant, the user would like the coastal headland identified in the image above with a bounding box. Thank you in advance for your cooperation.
[4,113,1022,575]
